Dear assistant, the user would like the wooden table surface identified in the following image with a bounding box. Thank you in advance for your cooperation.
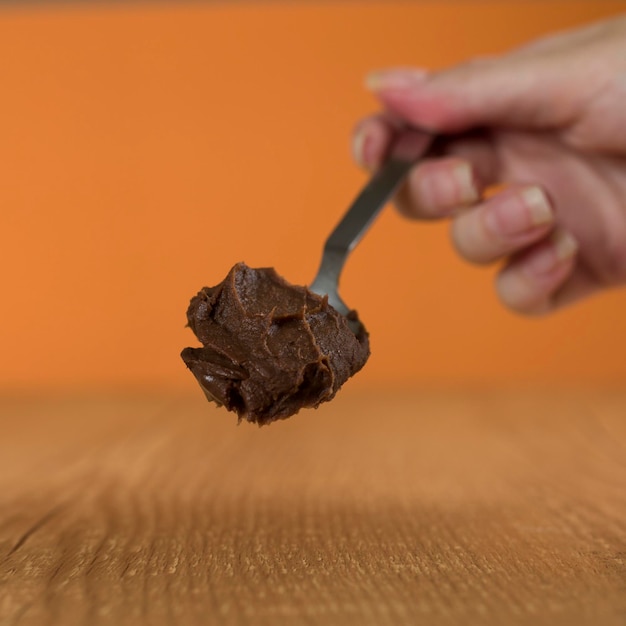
[1,389,625,625]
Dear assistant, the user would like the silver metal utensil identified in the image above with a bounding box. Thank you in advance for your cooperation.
[310,129,435,334]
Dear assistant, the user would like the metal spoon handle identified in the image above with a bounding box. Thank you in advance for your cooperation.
[310,129,435,315]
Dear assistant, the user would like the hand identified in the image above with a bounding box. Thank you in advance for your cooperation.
[353,15,626,314]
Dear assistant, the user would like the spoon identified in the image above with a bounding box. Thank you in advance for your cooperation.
[309,128,436,334]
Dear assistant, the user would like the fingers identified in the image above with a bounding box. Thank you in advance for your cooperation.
[351,117,584,317]
[352,115,396,172]
[364,55,575,133]
[352,117,500,219]
[450,186,554,264]
[495,230,579,315]
[451,186,582,315]
[394,157,480,219]
[352,115,500,186]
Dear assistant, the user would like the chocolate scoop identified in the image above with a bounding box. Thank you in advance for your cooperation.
[181,263,369,425]
[182,129,435,425]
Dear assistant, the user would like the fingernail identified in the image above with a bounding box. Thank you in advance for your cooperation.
[484,186,553,237]
[454,162,479,205]
[352,126,369,170]
[525,231,578,277]
[365,68,429,91]
[554,230,579,260]
[524,187,553,226]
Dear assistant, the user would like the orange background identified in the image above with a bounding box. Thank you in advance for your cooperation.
[1,0,626,392]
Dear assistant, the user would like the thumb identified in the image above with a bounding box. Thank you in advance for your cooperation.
[366,57,581,133]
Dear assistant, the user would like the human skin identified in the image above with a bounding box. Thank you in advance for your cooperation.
[353,14,626,315]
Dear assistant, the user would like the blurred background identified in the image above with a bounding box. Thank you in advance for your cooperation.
[1,0,625,394]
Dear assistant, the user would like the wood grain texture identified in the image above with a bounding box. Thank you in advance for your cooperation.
[1,390,625,625]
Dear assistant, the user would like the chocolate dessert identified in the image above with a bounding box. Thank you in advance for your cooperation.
[181,263,369,425]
